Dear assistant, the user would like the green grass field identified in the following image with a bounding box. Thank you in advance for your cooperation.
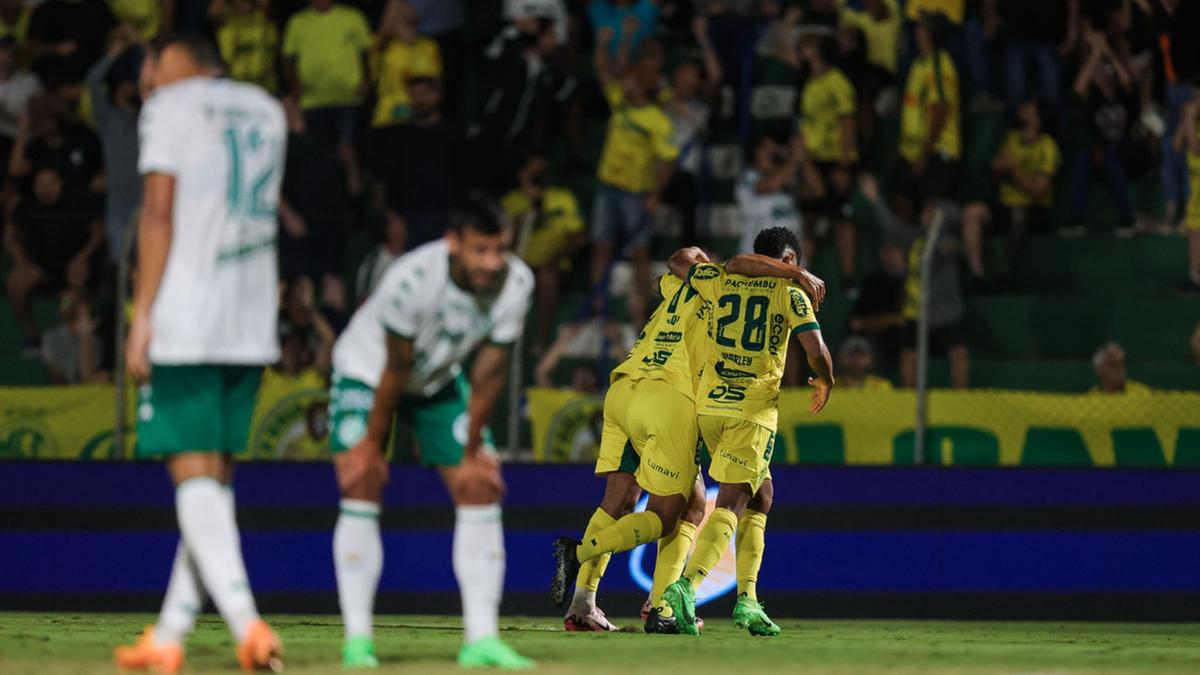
[4,613,1200,674]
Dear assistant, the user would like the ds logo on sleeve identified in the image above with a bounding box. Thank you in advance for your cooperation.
[692,265,721,280]
[789,287,809,318]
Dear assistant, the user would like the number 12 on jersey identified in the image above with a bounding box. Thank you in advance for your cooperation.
[222,125,277,220]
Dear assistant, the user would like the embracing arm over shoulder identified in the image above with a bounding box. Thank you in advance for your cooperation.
[665,246,827,310]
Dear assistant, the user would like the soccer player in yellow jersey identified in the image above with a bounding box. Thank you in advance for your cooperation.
[662,227,834,637]
[552,247,825,634]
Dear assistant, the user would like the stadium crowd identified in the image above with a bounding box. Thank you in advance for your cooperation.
[2,0,1199,391]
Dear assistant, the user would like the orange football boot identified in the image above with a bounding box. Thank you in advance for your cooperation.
[113,626,184,674]
[235,619,283,672]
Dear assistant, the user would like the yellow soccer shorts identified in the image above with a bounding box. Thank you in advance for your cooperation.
[595,376,699,498]
[698,414,776,494]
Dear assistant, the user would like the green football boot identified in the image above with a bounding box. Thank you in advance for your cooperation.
[457,636,535,670]
[661,578,698,636]
[732,594,781,637]
[341,636,379,668]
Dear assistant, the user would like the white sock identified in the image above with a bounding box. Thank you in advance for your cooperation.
[154,541,206,645]
[176,477,260,642]
[569,586,597,615]
[453,504,505,645]
[334,499,383,640]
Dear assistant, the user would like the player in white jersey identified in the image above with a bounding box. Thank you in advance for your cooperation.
[328,196,536,669]
[114,35,286,674]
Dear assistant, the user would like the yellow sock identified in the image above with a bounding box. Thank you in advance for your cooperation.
[575,509,616,593]
[577,511,663,563]
[650,520,697,616]
[735,509,767,601]
[683,507,738,587]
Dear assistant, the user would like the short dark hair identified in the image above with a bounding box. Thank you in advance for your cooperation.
[156,33,224,72]
[450,192,507,235]
[753,226,802,260]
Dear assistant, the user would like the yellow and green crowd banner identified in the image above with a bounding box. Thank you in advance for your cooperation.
[0,374,330,460]
[6,384,1200,466]
[528,387,1200,468]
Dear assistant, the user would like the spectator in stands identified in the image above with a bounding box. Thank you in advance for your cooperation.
[41,290,107,384]
[370,0,441,129]
[373,76,461,251]
[1066,28,1153,238]
[282,0,371,197]
[589,29,677,323]
[962,99,1061,286]
[85,25,142,262]
[847,243,905,370]
[661,16,721,245]
[277,277,336,378]
[891,14,960,211]
[1158,0,1200,231]
[837,336,893,390]
[836,14,895,148]
[278,96,346,311]
[408,0,464,115]
[839,0,900,79]
[0,38,40,184]
[1177,95,1200,293]
[354,210,406,304]
[25,0,115,96]
[697,0,774,137]
[10,97,103,199]
[798,34,860,295]
[468,14,567,193]
[588,0,658,58]
[110,0,172,41]
[1091,342,1150,394]
[735,131,815,259]
[997,0,1076,111]
[860,173,968,389]
[210,0,279,93]
[502,154,586,353]
[0,0,32,47]
[5,167,103,351]
[506,0,568,46]
[534,316,637,387]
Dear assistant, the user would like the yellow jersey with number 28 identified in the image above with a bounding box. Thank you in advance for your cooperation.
[609,274,710,402]
[687,263,819,430]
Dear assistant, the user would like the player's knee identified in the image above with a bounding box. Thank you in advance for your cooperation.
[748,482,773,515]
[454,472,502,505]
[683,500,706,526]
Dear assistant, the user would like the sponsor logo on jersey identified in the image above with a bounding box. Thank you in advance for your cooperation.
[691,264,721,280]
[655,331,683,343]
[714,362,755,380]
[789,287,809,318]
[646,457,680,480]
[768,313,786,356]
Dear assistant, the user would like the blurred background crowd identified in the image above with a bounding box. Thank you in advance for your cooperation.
[2,0,1199,398]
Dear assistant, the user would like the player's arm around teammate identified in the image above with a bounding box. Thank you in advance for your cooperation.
[667,246,828,310]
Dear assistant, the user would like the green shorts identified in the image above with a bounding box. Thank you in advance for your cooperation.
[329,372,488,467]
[136,364,264,457]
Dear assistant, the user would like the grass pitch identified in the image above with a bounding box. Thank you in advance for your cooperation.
[3,612,1200,674]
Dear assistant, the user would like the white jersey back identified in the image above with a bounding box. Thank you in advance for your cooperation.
[333,239,534,397]
[138,77,286,365]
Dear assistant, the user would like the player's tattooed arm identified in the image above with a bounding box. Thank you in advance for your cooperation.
[796,328,834,414]
[725,254,827,311]
[666,246,711,281]
[466,343,510,456]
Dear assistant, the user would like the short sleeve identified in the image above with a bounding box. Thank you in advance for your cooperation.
[787,286,820,334]
[553,190,583,234]
[833,74,856,117]
[281,14,300,57]
[378,281,422,339]
[686,262,724,303]
[489,264,534,345]
[659,272,682,300]
[1040,137,1061,176]
[652,113,679,162]
[137,94,183,176]
[602,80,624,108]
